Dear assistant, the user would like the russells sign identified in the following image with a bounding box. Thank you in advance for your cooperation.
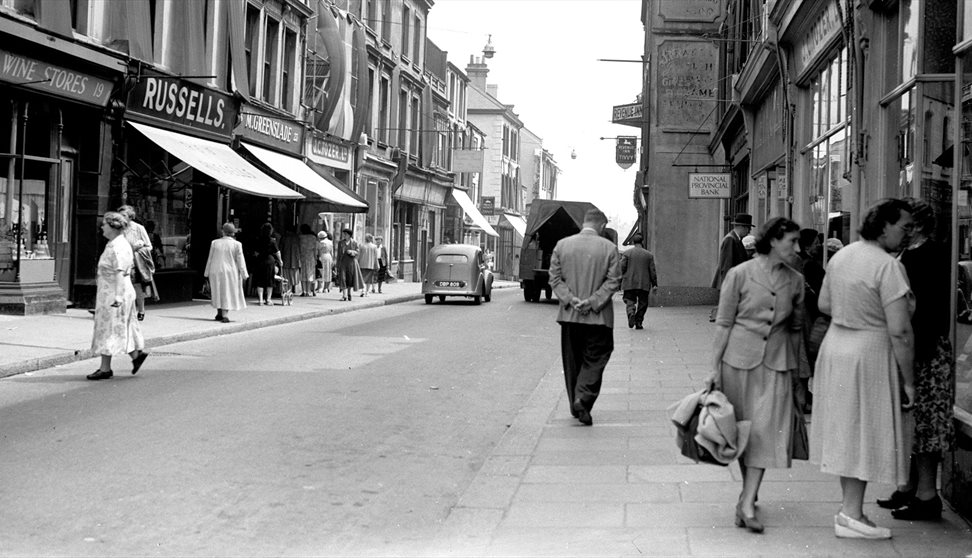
[128,77,236,138]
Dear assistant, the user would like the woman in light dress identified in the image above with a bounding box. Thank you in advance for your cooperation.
[358,233,379,297]
[297,224,319,296]
[204,222,249,323]
[706,216,804,534]
[811,199,915,540]
[88,211,149,380]
[317,231,333,293]
[118,205,159,321]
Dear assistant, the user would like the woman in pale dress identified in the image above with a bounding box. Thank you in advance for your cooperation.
[706,216,804,533]
[358,233,379,297]
[88,211,149,380]
[317,231,333,293]
[811,198,915,540]
[204,222,249,323]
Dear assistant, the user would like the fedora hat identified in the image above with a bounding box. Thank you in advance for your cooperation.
[731,213,753,227]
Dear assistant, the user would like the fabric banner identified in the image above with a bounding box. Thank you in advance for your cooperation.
[314,4,369,142]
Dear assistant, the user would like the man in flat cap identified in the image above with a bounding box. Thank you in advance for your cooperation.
[709,213,753,322]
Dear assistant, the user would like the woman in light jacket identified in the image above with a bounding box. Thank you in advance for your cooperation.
[706,216,804,533]
[204,222,249,323]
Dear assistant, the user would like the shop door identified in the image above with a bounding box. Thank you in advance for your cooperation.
[56,156,74,297]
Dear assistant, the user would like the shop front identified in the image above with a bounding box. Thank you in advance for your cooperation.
[393,173,447,281]
[301,130,368,244]
[0,41,122,314]
[120,76,302,302]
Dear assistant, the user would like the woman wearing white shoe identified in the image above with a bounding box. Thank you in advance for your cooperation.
[811,199,916,540]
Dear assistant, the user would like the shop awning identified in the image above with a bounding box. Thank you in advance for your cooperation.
[504,214,527,238]
[241,142,368,210]
[451,190,498,237]
[128,121,302,199]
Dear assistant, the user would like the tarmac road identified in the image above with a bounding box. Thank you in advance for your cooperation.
[0,288,557,556]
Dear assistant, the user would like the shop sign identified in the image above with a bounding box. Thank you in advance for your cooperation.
[658,0,721,22]
[235,104,303,155]
[794,0,842,78]
[127,76,236,138]
[688,173,730,199]
[480,196,495,216]
[616,137,637,169]
[306,132,353,170]
[657,40,718,131]
[0,48,113,107]
[612,102,644,127]
[777,174,788,200]
[756,174,767,199]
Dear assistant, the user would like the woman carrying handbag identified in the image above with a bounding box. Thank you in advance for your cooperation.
[705,217,805,534]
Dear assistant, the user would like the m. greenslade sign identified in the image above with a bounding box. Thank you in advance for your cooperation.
[688,173,730,199]
[236,105,303,155]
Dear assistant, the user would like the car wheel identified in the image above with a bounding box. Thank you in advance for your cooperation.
[424,294,432,304]
[473,295,482,305]
[438,295,446,302]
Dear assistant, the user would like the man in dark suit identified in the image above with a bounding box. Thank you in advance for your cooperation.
[620,233,658,330]
[709,213,753,322]
[548,208,621,426]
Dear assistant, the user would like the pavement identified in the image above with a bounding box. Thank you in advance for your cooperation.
[432,306,972,557]
[1,286,970,556]
[0,279,520,379]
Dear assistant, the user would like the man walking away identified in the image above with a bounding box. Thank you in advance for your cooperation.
[709,213,753,322]
[621,233,658,330]
[548,208,621,426]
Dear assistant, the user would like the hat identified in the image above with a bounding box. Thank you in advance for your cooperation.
[731,213,753,227]
[826,238,844,252]
[221,222,237,236]
[742,235,756,250]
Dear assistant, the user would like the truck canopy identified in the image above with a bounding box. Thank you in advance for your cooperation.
[523,200,599,239]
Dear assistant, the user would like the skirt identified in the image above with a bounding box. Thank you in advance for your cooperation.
[718,362,793,469]
[810,324,908,485]
[913,336,956,454]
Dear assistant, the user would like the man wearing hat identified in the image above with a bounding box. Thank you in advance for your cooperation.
[709,213,753,322]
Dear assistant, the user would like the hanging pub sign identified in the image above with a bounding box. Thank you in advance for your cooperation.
[616,136,637,169]
[688,173,730,199]
[235,103,304,156]
[126,76,236,139]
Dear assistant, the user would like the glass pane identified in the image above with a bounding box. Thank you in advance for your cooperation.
[829,55,841,129]
[956,52,972,416]
[812,78,821,138]
[901,0,920,82]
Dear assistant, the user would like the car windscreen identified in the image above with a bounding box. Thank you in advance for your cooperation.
[435,254,469,264]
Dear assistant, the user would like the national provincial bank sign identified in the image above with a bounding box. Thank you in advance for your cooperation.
[688,173,730,199]
[235,104,304,155]
[127,76,236,139]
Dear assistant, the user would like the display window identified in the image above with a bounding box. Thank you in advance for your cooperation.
[119,131,192,270]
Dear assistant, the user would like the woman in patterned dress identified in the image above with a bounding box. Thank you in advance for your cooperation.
[705,216,804,534]
[88,211,149,380]
[877,198,955,520]
[811,199,915,540]
[317,231,333,293]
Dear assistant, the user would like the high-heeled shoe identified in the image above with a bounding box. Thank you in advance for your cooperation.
[131,351,149,375]
[892,494,942,521]
[735,503,764,533]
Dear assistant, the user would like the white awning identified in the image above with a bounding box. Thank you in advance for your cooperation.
[241,142,368,209]
[504,214,527,238]
[127,121,302,199]
[450,190,498,237]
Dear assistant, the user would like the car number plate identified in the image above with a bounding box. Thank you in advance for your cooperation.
[435,280,464,287]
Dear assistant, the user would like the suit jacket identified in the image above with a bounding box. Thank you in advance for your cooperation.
[548,228,621,327]
[711,230,748,288]
[620,246,657,291]
[716,257,805,371]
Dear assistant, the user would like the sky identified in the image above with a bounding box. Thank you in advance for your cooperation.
[427,0,643,233]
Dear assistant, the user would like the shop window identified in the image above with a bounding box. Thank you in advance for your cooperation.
[2,0,35,17]
[900,0,920,83]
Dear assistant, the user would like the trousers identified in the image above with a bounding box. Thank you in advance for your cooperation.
[560,322,614,414]
[622,289,650,327]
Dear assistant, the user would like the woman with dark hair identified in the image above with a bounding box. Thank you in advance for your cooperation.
[706,216,804,533]
[88,211,149,380]
[877,198,954,520]
[811,198,915,539]
[253,222,282,305]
